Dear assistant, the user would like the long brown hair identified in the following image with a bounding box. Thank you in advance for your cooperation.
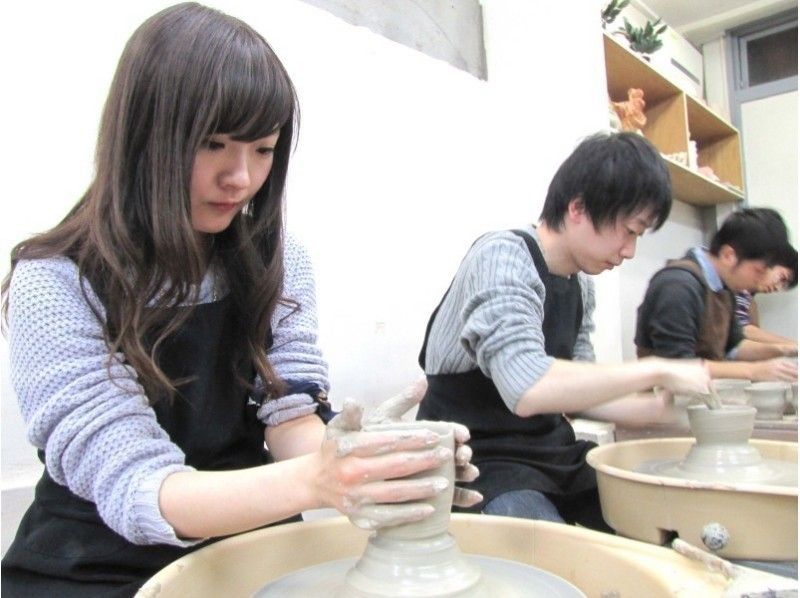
[1,3,299,401]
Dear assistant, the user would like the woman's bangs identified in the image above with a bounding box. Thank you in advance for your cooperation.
[213,43,296,141]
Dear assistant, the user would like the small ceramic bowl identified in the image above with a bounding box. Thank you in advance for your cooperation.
[744,382,790,420]
[712,378,751,405]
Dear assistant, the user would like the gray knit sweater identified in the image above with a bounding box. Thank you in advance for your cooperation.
[423,225,596,412]
[7,233,328,547]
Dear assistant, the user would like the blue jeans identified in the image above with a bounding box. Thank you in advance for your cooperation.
[482,489,565,523]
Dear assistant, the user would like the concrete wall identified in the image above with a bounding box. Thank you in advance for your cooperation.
[298,0,487,79]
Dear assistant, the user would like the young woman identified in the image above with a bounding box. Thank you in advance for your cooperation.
[1,4,477,596]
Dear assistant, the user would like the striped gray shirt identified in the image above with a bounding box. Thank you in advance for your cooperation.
[423,225,596,413]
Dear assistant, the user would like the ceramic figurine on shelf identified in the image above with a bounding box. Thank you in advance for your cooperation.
[612,88,647,134]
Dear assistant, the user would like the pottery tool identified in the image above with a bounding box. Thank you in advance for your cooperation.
[699,385,723,410]
[671,538,798,597]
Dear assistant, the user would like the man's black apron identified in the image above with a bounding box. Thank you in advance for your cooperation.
[417,230,598,520]
[2,295,298,597]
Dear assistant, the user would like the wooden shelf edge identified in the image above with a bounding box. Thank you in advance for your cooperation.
[603,32,682,103]
[664,158,744,206]
[685,95,739,139]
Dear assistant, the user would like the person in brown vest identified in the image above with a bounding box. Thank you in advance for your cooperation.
[734,246,798,354]
[635,208,798,381]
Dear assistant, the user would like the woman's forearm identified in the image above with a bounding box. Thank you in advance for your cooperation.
[159,453,320,540]
[160,415,325,539]
[265,413,326,461]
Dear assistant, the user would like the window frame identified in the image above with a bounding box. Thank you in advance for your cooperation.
[726,10,798,129]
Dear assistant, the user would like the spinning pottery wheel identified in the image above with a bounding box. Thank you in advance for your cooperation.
[587,436,797,560]
[136,514,740,597]
[252,421,584,598]
[136,418,756,597]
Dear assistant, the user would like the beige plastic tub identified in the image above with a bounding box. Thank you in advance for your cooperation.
[136,514,738,597]
[587,438,797,560]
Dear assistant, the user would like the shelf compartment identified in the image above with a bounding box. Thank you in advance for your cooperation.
[644,94,689,155]
[604,34,681,104]
[603,32,745,206]
[686,95,739,143]
[685,95,744,191]
[665,158,744,206]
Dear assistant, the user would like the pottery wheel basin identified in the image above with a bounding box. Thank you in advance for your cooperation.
[136,514,739,597]
[587,438,797,560]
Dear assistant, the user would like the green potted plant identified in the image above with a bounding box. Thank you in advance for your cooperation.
[601,0,630,29]
[619,17,668,59]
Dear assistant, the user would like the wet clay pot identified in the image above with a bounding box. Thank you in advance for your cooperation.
[682,405,761,471]
[343,421,482,597]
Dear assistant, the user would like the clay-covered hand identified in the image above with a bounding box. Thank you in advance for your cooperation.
[398,378,482,508]
[320,387,481,530]
[651,357,711,396]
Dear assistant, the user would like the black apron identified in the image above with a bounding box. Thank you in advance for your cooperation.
[2,296,299,597]
[417,230,598,516]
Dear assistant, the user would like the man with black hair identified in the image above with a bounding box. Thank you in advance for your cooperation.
[735,245,798,353]
[635,207,798,381]
[416,131,712,527]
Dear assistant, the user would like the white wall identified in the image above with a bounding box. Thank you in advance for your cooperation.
[479,0,619,359]
[701,36,733,120]
[2,0,615,551]
[741,91,798,339]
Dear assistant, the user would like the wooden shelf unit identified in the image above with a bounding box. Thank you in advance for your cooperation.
[604,33,744,206]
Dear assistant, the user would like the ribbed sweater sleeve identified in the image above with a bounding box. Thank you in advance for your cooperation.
[7,234,329,546]
[8,257,195,547]
[258,232,330,425]
[423,228,595,413]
